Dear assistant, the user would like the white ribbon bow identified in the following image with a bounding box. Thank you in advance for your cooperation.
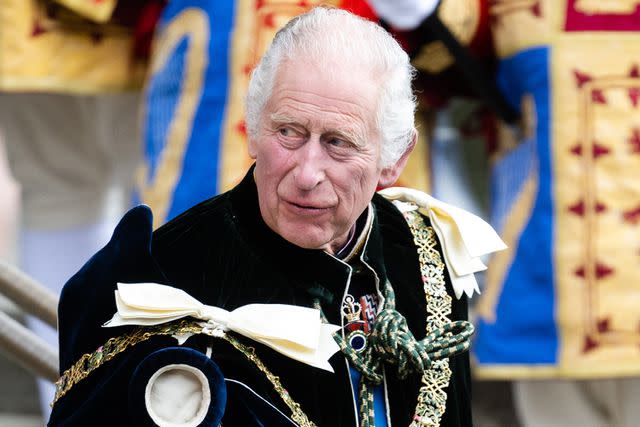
[103,282,341,372]
[379,187,507,299]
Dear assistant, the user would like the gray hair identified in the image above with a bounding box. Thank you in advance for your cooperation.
[245,7,416,167]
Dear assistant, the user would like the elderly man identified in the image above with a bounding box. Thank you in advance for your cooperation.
[49,7,504,427]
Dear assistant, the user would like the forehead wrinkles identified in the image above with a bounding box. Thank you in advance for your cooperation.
[268,90,376,145]
[275,86,374,112]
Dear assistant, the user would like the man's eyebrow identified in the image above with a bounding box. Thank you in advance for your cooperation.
[328,128,365,148]
[270,112,301,124]
[270,112,365,147]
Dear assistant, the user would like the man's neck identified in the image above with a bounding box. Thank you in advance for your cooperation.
[334,205,372,260]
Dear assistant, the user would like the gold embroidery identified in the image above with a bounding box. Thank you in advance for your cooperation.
[54,0,117,23]
[477,168,537,323]
[52,320,202,406]
[1,0,145,92]
[575,0,640,14]
[52,321,316,425]
[413,41,455,74]
[404,209,454,427]
[488,0,551,59]
[223,333,316,427]
[396,108,432,193]
[137,8,210,229]
[413,0,480,74]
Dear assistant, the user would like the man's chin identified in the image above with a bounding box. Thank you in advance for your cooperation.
[280,231,332,252]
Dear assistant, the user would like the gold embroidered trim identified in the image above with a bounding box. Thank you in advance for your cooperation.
[413,0,480,74]
[404,208,454,427]
[223,333,316,427]
[52,321,316,425]
[52,320,202,406]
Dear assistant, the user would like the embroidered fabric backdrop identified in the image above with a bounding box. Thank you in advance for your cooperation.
[0,0,146,92]
[474,0,640,379]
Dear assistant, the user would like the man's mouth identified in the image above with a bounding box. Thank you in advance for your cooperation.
[292,202,323,209]
[284,200,332,214]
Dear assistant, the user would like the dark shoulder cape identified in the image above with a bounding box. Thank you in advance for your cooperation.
[51,169,472,427]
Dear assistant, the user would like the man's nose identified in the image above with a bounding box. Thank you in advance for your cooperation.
[293,139,326,191]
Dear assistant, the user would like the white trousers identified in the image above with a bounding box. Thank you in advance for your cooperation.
[0,132,20,263]
[0,93,140,230]
[514,378,640,427]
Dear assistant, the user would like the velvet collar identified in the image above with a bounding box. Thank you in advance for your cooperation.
[228,166,388,306]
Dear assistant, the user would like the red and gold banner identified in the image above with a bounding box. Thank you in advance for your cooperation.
[0,0,145,93]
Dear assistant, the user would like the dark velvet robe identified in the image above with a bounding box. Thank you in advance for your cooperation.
[50,168,472,427]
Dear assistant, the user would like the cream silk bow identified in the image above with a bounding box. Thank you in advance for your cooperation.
[103,282,341,372]
[379,187,507,299]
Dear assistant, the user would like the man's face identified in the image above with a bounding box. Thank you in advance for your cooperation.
[249,59,401,254]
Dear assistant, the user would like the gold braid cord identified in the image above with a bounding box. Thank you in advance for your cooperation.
[223,334,316,427]
[52,320,202,406]
[52,321,316,425]
[404,208,454,427]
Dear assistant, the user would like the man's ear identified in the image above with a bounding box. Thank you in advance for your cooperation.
[378,129,417,188]
[248,136,258,159]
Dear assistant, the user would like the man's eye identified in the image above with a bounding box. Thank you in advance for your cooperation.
[327,138,348,148]
[279,127,295,137]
